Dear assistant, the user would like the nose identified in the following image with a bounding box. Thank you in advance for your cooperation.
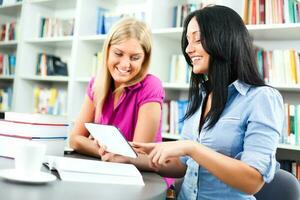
[185,42,195,55]
[120,57,130,68]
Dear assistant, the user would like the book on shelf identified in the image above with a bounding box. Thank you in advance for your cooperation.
[44,156,144,186]
[169,54,190,84]
[255,48,300,84]
[282,103,300,146]
[0,22,18,41]
[36,53,68,76]
[0,87,12,111]
[243,0,300,24]
[163,100,188,136]
[96,7,145,34]
[33,87,67,116]
[39,17,74,38]
[0,53,16,76]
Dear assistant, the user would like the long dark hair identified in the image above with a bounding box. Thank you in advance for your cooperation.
[182,5,265,130]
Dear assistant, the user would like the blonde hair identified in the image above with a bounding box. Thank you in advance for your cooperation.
[93,18,152,121]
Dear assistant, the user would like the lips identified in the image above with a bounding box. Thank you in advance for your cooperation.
[191,56,203,64]
[116,67,130,75]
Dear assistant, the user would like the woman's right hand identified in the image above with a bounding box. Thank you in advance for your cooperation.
[131,142,156,154]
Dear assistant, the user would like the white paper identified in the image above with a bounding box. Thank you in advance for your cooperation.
[84,123,137,158]
[45,156,144,186]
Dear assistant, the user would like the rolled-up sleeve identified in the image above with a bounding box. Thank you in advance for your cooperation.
[238,87,284,183]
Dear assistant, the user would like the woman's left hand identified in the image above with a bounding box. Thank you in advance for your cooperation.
[96,140,130,163]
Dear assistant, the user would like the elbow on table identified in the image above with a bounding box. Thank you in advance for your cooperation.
[69,135,80,150]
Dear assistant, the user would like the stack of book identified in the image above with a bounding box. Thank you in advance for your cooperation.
[0,112,68,158]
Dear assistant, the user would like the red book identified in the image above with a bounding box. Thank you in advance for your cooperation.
[259,0,265,24]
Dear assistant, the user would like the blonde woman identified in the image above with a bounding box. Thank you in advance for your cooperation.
[69,18,173,187]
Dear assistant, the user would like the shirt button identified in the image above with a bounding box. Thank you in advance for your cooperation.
[194,172,197,176]
[194,189,197,194]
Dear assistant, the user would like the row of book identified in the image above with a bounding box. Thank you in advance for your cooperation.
[0,0,21,6]
[279,160,300,180]
[39,17,74,38]
[36,53,68,76]
[243,0,300,25]
[0,87,12,111]
[256,49,300,84]
[172,3,201,28]
[0,53,16,76]
[96,7,145,34]
[0,22,18,41]
[33,87,67,116]
[282,103,300,146]
[169,54,191,84]
[0,112,68,158]
[162,100,188,135]
[172,0,217,27]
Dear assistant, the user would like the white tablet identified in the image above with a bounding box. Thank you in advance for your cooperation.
[85,123,137,158]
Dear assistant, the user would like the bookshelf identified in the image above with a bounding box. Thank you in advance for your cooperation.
[0,0,300,156]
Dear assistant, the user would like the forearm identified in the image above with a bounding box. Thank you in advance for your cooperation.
[188,141,264,194]
[129,154,186,178]
[69,135,101,158]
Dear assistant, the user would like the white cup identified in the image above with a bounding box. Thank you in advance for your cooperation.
[14,141,47,175]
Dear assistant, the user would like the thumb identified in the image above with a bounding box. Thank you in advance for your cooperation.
[132,142,156,154]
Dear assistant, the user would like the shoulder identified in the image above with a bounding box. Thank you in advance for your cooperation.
[248,86,283,102]
[135,74,165,105]
[140,74,163,88]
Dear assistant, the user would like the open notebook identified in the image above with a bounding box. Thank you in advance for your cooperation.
[44,156,144,186]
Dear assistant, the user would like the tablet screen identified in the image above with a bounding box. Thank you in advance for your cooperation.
[85,123,137,158]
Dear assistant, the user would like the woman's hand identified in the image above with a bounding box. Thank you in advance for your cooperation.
[133,140,195,168]
[95,140,130,163]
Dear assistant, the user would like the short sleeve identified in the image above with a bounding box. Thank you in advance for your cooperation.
[137,75,165,107]
[86,77,95,101]
[236,87,284,183]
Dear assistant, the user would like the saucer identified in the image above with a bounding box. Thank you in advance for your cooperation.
[0,169,56,184]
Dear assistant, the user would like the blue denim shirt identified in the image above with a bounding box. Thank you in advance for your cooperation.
[178,80,284,200]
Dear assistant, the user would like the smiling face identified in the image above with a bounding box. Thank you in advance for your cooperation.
[107,38,145,88]
[185,17,210,74]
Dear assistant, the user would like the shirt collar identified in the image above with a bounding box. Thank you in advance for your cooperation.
[126,82,142,91]
[229,80,251,96]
